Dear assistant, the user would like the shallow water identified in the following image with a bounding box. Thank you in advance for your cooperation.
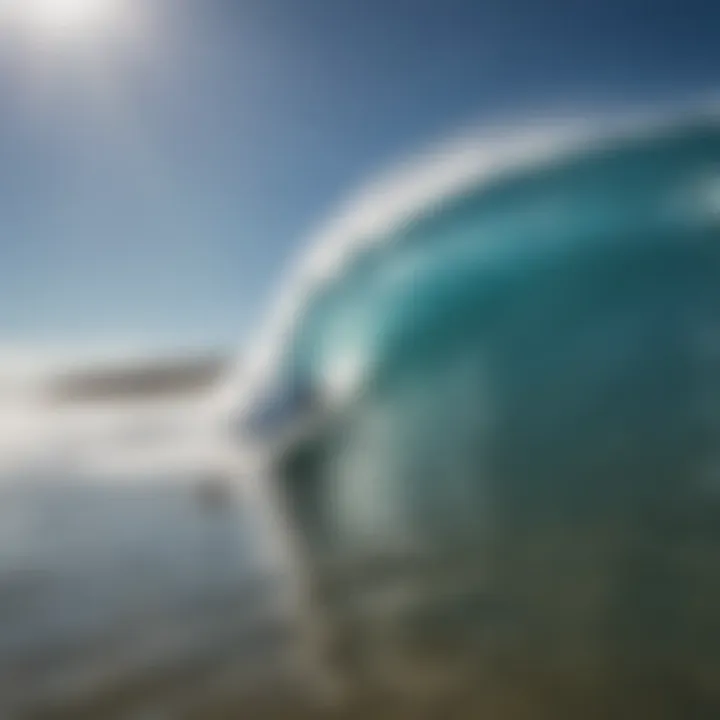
[0,476,295,717]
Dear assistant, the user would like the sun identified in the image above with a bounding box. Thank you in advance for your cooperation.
[30,0,116,33]
[0,0,132,44]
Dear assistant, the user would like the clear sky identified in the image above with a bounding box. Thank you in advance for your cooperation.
[0,0,719,353]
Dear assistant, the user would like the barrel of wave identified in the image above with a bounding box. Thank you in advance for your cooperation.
[242,116,720,716]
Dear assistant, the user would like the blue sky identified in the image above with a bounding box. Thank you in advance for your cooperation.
[0,0,719,352]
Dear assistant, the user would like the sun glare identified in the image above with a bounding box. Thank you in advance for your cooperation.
[0,0,133,45]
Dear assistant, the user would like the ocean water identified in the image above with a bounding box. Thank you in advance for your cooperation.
[0,475,295,716]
